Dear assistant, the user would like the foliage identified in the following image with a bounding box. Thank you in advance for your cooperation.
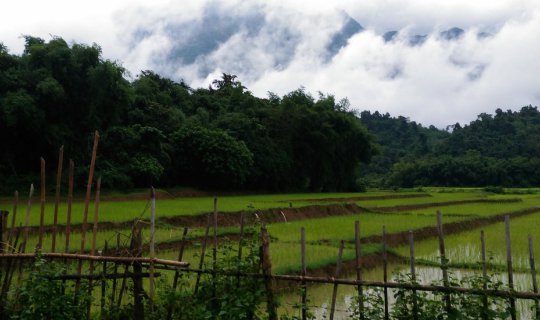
[4,256,92,320]
[347,270,510,320]
[0,37,376,193]
[145,227,266,319]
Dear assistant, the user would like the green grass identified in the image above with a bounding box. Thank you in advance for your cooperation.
[267,213,468,243]
[394,211,540,270]
[0,191,414,226]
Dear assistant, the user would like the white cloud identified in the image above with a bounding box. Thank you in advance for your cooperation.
[1,0,540,127]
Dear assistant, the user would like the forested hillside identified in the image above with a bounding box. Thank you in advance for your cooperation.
[0,37,376,193]
[2,36,540,193]
[361,107,540,188]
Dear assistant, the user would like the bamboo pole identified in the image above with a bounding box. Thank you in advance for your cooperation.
[528,235,540,319]
[237,212,245,285]
[177,268,540,300]
[505,215,516,320]
[301,227,307,320]
[409,231,418,320]
[194,215,211,293]
[64,160,74,253]
[0,252,189,267]
[480,230,488,320]
[383,226,389,320]
[329,240,345,320]
[22,184,35,253]
[355,221,364,320]
[149,187,156,310]
[51,145,64,253]
[110,233,121,306]
[260,224,277,320]
[100,241,108,314]
[79,131,99,257]
[7,191,18,247]
[90,177,102,256]
[437,211,452,315]
[37,157,46,250]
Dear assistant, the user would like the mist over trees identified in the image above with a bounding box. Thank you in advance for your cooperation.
[2,36,540,193]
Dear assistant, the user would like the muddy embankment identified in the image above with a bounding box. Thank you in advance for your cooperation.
[9,196,522,237]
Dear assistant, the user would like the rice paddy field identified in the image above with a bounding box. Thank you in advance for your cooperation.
[4,187,540,318]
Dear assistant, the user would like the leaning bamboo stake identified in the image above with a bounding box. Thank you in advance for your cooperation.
[528,235,540,319]
[50,146,64,252]
[383,226,389,320]
[409,231,419,320]
[194,215,211,293]
[355,221,364,320]
[300,227,307,320]
[149,187,156,310]
[79,131,100,256]
[22,184,35,253]
[37,157,46,250]
[505,215,517,320]
[329,240,345,320]
[64,160,74,253]
[437,211,452,315]
[480,230,489,320]
[90,177,102,256]
[87,175,101,320]
[7,191,18,247]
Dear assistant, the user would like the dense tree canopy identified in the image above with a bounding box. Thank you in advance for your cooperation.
[0,37,376,193]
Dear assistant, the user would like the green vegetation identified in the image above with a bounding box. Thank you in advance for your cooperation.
[0,37,376,193]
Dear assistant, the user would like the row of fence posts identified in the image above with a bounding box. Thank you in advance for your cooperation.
[2,144,540,320]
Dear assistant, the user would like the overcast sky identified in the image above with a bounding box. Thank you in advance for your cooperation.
[1,0,539,127]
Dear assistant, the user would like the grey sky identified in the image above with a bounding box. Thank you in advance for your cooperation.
[1,0,539,127]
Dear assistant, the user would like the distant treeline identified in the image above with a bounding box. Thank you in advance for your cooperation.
[2,36,540,193]
[0,36,375,193]
[360,106,540,188]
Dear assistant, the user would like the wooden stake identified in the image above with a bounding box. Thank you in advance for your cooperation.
[301,227,307,320]
[528,235,540,320]
[409,231,418,320]
[194,215,211,293]
[437,211,452,315]
[51,145,64,253]
[383,226,389,320]
[37,157,46,250]
[22,184,35,253]
[79,131,99,255]
[149,187,156,310]
[237,212,245,285]
[505,215,516,320]
[7,191,18,247]
[480,230,488,320]
[90,177,102,256]
[329,240,345,320]
[64,160,74,253]
[100,241,108,314]
[212,197,218,269]
[355,221,364,320]
[111,233,121,306]
[261,224,277,320]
